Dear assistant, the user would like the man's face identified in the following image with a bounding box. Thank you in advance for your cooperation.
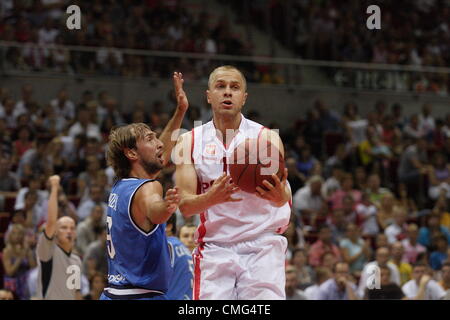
[407,227,418,242]
[319,228,332,243]
[206,70,248,119]
[91,206,104,223]
[412,266,426,282]
[285,272,298,294]
[56,217,76,248]
[91,186,104,202]
[376,248,390,266]
[179,226,196,251]
[391,243,404,259]
[310,181,322,195]
[334,263,349,289]
[380,268,391,286]
[135,129,164,175]
[442,266,450,282]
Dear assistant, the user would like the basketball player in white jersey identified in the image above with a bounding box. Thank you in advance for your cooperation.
[173,65,291,300]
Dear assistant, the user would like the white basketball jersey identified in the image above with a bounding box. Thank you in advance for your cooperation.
[191,114,291,244]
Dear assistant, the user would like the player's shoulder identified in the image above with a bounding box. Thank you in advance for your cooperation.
[134,179,163,197]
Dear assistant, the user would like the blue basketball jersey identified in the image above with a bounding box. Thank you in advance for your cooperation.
[167,236,194,300]
[105,178,172,293]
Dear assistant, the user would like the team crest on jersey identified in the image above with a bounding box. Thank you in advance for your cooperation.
[205,143,216,156]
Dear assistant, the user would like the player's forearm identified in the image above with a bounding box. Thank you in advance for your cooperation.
[159,107,187,166]
[147,201,173,224]
[179,191,216,217]
[45,186,59,236]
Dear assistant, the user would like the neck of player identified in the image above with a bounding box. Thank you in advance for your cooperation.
[130,167,159,180]
[213,113,242,146]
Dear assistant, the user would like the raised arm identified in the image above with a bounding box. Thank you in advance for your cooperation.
[158,72,189,166]
[174,132,241,217]
[45,175,60,238]
[133,181,180,225]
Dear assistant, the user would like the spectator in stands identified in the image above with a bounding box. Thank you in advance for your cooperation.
[438,262,450,292]
[77,156,103,201]
[83,272,107,300]
[83,229,108,280]
[308,225,341,268]
[339,223,371,277]
[402,223,427,264]
[14,84,34,120]
[179,223,196,253]
[365,265,405,300]
[429,235,449,271]
[432,195,450,229]
[402,263,446,300]
[50,88,75,121]
[68,107,102,141]
[418,103,435,137]
[286,157,306,195]
[290,248,315,290]
[385,207,408,244]
[418,214,450,250]
[356,192,379,237]
[366,173,390,206]
[303,267,332,300]
[390,242,412,285]
[398,137,428,205]
[0,154,19,211]
[403,114,426,140]
[76,205,106,257]
[14,175,47,212]
[12,125,34,165]
[317,262,359,300]
[16,138,51,180]
[427,152,450,200]
[2,223,36,300]
[293,175,327,229]
[76,184,108,221]
[285,265,307,300]
[329,173,361,210]
[358,247,401,297]
[283,215,302,260]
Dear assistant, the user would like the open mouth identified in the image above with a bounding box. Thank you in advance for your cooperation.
[221,100,233,108]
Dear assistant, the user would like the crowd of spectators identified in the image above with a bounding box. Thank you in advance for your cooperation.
[0,83,197,299]
[1,81,449,300]
[280,98,450,299]
[227,0,450,94]
[0,0,255,80]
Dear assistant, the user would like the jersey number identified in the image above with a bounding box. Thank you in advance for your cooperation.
[106,216,116,259]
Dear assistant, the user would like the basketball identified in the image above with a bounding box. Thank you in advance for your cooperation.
[229,137,285,193]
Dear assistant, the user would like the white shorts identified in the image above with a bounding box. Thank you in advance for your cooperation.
[192,233,287,300]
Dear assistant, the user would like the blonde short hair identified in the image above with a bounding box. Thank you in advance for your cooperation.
[208,65,247,91]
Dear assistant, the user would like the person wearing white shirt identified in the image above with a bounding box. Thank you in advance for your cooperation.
[385,207,408,244]
[358,247,401,297]
[50,89,75,120]
[402,263,446,300]
[68,107,101,141]
[293,175,327,227]
[304,267,332,300]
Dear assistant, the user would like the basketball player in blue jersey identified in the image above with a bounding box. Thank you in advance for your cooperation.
[100,72,189,300]
[166,214,194,300]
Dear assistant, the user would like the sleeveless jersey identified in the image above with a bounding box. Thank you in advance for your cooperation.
[167,236,194,300]
[191,114,291,244]
[105,178,172,293]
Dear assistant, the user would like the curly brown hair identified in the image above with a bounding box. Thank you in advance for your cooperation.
[106,123,151,179]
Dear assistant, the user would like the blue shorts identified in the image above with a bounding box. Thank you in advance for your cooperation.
[100,292,168,300]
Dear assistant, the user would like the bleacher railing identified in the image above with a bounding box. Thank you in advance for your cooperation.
[0,41,449,96]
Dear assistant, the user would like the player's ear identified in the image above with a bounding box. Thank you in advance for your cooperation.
[206,90,211,104]
[242,92,248,106]
[123,147,137,160]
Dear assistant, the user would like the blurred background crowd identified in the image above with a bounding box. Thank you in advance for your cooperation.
[0,0,449,300]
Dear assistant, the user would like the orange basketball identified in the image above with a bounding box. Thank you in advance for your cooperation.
[229,137,284,193]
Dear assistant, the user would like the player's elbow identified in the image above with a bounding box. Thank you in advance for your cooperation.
[178,202,195,218]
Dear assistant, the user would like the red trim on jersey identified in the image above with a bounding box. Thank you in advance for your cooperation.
[190,128,194,163]
[193,243,204,300]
